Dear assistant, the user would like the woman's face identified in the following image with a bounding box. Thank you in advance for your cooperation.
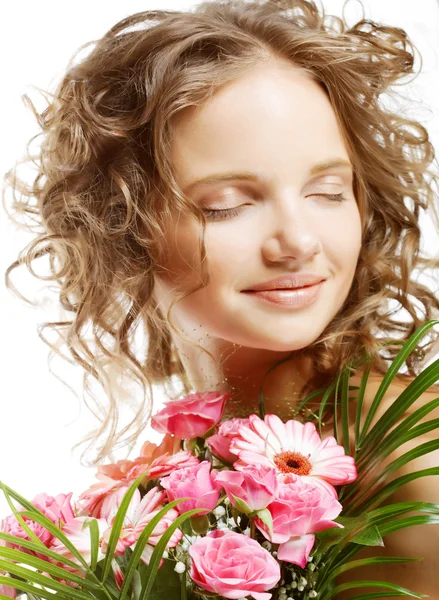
[153,58,363,353]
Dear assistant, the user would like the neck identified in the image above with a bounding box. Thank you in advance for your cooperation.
[171,332,316,420]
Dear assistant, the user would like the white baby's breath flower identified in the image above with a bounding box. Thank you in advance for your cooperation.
[213,506,226,517]
[174,561,186,573]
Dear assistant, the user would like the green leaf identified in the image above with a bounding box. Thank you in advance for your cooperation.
[0,575,69,600]
[358,353,439,460]
[351,467,439,513]
[367,398,439,462]
[0,546,101,591]
[230,494,251,514]
[349,524,383,547]
[146,557,183,600]
[355,364,371,451]
[358,319,439,445]
[322,579,427,600]
[118,497,194,600]
[139,508,206,600]
[83,516,100,573]
[253,508,273,538]
[0,531,88,571]
[349,439,439,514]
[329,555,421,578]
[378,514,439,536]
[0,482,91,572]
[340,368,352,456]
[100,471,149,582]
[366,501,439,521]
[0,559,92,600]
[334,594,413,599]
[318,379,338,439]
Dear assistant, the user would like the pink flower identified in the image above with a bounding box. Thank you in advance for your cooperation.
[151,392,230,439]
[111,559,125,590]
[207,417,251,463]
[49,516,108,575]
[0,582,17,598]
[0,492,76,561]
[189,529,280,600]
[76,433,198,518]
[229,414,357,496]
[254,477,343,568]
[213,465,278,512]
[100,486,182,567]
[160,461,220,515]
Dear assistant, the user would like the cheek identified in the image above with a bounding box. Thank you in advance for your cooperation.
[158,220,204,284]
[324,208,362,268]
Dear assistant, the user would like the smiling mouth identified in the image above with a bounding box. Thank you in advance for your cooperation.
[243,283,319,292]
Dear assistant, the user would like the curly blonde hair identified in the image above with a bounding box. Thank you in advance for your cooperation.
[3,0,439,466]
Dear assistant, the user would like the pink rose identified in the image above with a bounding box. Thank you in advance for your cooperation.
[214,465,278,512]
[207,417,251,463]
[254,478,343,567]
[189,529,281,600]
[151,392,230,439]
[160,461,220,515]
[1,492,75,561]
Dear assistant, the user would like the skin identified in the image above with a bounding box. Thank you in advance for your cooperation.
[152,56,363,417]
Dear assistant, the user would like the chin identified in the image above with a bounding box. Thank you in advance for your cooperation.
[226,325,326,353]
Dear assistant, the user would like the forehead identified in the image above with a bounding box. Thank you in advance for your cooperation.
[170,60,350,189]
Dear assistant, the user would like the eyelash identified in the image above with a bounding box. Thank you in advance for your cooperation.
[203,193,348,221]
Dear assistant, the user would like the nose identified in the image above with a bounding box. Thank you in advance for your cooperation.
[261,199,322,264]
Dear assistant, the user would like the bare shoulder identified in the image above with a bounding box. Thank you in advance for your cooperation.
[333,366,439,599]
[348,364,439,428]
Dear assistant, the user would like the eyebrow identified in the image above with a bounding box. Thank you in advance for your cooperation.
[181,159,353,194]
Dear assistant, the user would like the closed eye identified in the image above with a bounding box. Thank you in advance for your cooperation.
[202,193,348,221]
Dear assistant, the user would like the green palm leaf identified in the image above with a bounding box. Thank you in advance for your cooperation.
[358,319,439,444]
[139,507,206,600]
[118,498,202,600]
[0,483,116,599]
[0,532,90,572]
[317,320,439,598]
[322,580,427,600]
[0,546,100,590]
[0,482,90,571]
[0,560,91,600]
[99,471,149,583]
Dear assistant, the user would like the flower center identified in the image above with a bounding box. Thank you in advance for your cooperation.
[274,451,312,475]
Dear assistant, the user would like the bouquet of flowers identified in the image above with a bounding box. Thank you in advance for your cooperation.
[1,321,439,600]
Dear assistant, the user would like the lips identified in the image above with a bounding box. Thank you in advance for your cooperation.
[247,283,317,292]
[243,274,326,292]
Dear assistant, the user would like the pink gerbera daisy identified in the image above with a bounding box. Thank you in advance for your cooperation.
[229,414,357,497]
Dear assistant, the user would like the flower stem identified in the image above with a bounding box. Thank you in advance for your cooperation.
[250,519,256,539]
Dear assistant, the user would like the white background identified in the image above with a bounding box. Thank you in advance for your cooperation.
[1,0,439,519]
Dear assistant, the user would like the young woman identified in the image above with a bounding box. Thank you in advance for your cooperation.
[3,0,439,595]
